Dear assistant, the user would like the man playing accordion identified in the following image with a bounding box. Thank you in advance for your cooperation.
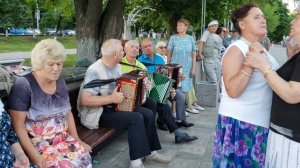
[138,39,196,128]
[78,39,170,168]
[121,40,197,144]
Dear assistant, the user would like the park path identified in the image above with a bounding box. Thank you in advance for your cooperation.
[0,49,77,60]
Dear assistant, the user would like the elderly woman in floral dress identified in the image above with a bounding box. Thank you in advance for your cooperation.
[8,39,92,168]
[212,4,279,167]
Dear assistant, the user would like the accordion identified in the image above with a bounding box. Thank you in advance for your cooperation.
[147,72,174,103]
[115,70,146,112]
[157,64,182,89]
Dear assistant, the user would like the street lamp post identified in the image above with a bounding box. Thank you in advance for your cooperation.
[34,0,40,38]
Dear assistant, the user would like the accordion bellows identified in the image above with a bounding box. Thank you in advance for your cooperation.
[147,72,174,103]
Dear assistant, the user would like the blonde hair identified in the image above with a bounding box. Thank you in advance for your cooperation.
[101,39,122,57]
[31,39,66,71]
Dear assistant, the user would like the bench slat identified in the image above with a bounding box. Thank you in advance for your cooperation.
[82,128,116,148]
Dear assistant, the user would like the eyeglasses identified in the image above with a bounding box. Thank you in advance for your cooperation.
[158,46,166,49]
[209,25,217,27]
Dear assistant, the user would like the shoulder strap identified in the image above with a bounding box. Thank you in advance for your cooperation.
[98,59,109,96]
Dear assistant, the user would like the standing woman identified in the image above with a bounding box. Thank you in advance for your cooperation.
[167,18,196,93]
[8,39,92,168]
[212,4,279,167]
[245,10,300,168]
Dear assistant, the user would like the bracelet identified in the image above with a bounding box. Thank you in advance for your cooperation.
[240,69,252,77]
[264,68,273,79]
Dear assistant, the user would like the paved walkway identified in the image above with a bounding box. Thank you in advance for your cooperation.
[0,49,77,60]
[92,107,217,168]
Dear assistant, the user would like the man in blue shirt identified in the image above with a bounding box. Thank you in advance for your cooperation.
[139,38,195,128]
[138,40,165,72]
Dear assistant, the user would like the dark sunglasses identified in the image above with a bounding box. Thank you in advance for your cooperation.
[158,46,166,49]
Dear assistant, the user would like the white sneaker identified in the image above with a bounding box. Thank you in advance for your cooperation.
[129,163,145,168]
[186,107,199,114]
[172,112,176,118]
[192,104,205,111]
[185,111,190,117]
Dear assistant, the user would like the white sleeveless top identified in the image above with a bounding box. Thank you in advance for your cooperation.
[218,40,279,128]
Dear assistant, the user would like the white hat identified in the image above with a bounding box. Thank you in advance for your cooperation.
[208,20,218,27]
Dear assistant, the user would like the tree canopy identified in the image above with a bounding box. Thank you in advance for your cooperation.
[125,0,289,41]
[0,0,293,61]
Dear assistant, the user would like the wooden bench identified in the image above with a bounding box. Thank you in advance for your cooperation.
[65,68,121,156]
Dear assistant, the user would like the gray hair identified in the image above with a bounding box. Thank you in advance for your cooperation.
[124,40,139,49]
[101,39,122,57]
[31,39,66,71]
[155,41,167,49]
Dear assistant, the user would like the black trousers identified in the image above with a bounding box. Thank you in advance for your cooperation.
[99,106,161,160]
[143,97,179,133]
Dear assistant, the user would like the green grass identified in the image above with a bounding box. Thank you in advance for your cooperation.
[24,54,77,68]
[0,36,76,53]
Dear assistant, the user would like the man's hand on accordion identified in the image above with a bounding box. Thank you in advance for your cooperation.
[143,77,153,91]
[111,85,124,104]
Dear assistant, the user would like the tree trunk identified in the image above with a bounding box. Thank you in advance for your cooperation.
[55,15,62,36]
[98,0,126,52]
[75,0,102,62]
[167,14,181,39]
[32,7,36,30]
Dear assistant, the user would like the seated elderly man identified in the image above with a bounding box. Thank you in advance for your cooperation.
[78,39,170,168]
[121,40,198,144]
[138,38,194,127]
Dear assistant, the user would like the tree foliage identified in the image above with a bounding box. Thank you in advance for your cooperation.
[268,1,291,42]
[126,0,287,40]
[0,0,31,28]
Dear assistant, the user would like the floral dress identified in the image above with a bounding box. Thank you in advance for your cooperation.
[0,103,19,168]
[213,114,268,168]
[167,34,196,92]
[8,74,91,168]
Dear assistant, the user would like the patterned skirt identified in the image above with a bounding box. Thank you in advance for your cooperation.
[213,114,269,168]
[265,129,300,168]
[25,113,91,168]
